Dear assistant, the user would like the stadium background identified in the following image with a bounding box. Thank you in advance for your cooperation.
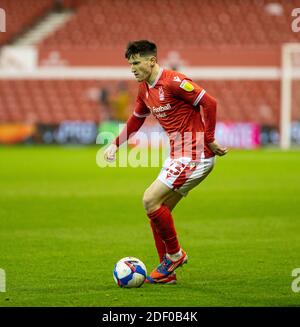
[0,0,300,306]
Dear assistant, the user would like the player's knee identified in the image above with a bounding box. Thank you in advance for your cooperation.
[142,190,153,211]
[143,190,159,212]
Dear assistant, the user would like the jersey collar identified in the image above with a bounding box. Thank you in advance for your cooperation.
[147,68,164,88]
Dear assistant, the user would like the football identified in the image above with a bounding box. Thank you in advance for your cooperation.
[113,257,147,288]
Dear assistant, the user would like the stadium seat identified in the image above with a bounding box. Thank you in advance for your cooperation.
[0,0,53,45]
[0,79,284,126]
[36,0,300,48]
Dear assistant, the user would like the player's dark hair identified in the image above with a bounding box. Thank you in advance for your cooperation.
[125,40,157,59]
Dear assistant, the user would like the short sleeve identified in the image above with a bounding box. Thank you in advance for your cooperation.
[169,77,206,107]
[133,85,151,118]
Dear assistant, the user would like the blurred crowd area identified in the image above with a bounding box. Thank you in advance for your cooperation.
[0,0,299,146]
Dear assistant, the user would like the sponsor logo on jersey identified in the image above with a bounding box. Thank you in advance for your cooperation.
[152,103,171,113]
[159,86,164,101]
[180,80,194,92]
[173,76,181,82]
[152,103,171,118]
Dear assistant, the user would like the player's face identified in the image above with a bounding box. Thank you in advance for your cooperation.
[128,54,155,83]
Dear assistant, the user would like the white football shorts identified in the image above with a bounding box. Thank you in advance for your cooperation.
[157,156,216,196]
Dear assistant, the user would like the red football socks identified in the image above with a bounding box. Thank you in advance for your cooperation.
[147,205,180,256]
[150,220,166,262]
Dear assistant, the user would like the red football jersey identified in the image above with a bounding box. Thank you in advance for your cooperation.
[133,68,215,159]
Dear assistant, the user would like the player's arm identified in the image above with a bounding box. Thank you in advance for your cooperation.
[104,91,150,162]
[104,114,146,162]
[169,77,227,156]
[199,92,227,156]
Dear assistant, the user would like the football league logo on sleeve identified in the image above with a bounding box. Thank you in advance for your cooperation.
[180,80,194,92]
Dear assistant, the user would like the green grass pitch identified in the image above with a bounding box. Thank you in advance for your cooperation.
[0,146,300,307]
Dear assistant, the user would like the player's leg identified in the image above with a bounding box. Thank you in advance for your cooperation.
[143,179,181,260]
[144,180,183,213]
[149,190,183,263]
[144,180,184,259]
[143,178,175,213]
[143,179,188,282]
[164,191,183,212]
[146,157,216,283]
[147,191,184,284]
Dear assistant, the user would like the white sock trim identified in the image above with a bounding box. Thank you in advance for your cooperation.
[167,249,183,261]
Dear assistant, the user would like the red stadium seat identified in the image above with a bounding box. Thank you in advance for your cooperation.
[32,0,300,48]
[0,1,298,127]
[0,0,53,45]
[0,79,284,126]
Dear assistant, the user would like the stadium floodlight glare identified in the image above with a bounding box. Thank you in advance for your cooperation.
[280,43,300,149]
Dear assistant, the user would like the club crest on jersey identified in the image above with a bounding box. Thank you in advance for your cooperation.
[180,80,194,92]
[159,86,164,101]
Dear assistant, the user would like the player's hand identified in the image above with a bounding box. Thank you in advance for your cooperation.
[208,141,228,156]
[104,143,118,162]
